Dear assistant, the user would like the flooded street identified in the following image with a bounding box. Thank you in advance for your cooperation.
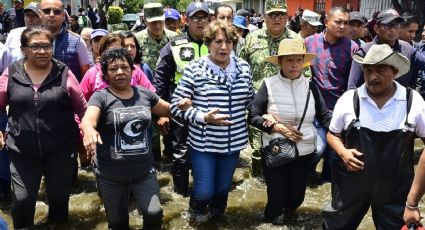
[1,143,424,229]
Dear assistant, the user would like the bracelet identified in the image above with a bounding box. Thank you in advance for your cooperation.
[406,202,420,210]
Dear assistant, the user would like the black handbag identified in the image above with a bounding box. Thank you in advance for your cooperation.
[263,84,311,168]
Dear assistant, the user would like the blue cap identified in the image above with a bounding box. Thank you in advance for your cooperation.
[164,8,180,20]
[91,29,109,40]
[233,15,248,30]
[186,2,209,17]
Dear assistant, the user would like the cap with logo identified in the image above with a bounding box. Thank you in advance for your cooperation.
[186,2,209,17]
[14,0,23,3]
[265,0,287,15]
[164,8,180,21]
[301,9,321,26]
[144,3,165,22]
[90,29,109,40]
[349,11,366,24]
[376,8,404,24]
[24,2,40,16]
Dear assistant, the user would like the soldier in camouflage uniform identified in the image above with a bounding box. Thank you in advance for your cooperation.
[239,0,300,173]
[135,2,177,168]
[135,2,177,73]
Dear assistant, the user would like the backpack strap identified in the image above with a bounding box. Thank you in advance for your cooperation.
[405,87,413,126]
[353,89,360,119]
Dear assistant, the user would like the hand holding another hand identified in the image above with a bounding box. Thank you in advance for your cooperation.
[262,114,277,127]
[177,98,192,111]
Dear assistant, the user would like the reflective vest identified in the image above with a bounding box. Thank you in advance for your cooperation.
[171,37,209,84]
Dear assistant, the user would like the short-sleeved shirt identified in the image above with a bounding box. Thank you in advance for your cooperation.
[330,81,425,137]
[88,86,159,181]
[305,32,359,111]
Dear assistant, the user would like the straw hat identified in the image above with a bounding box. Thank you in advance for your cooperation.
[267,39,316,65]
[352,44,410,79]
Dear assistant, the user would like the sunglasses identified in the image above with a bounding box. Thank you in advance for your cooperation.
[41,8,62,15]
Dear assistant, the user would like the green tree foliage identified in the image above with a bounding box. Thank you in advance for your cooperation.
[107,6,124,24]
[161,0,178,8]
[122,0,143,13]
[176,0,191,12]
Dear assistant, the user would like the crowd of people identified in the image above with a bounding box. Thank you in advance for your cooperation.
[1,0,425,229]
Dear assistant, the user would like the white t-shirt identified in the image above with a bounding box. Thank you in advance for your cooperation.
[4,26,26,65]
[330,81,425,138]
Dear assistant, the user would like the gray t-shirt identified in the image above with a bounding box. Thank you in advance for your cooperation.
[88,86,159,181]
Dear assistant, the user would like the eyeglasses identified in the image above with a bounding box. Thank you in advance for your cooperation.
[27,44,52,52]
[379,23,401,30]
[267,12,286,20]
[190,16,209,23]
[41,8,62,15]
[108,65,131,74]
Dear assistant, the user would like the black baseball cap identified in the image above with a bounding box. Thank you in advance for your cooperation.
[376,8,404,24]
[349,11,366,24]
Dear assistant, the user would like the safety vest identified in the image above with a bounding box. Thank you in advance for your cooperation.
[171,37,209,84]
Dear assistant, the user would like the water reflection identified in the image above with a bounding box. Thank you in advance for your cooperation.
[1,148,423,230]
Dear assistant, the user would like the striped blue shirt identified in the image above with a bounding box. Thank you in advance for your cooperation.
[170,56,255,154]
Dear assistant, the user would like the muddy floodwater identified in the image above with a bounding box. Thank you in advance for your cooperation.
[1,142,425,229]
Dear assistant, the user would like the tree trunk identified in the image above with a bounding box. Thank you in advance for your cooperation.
[98,0,114,29]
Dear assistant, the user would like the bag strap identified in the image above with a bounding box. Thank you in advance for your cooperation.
[297,81,311,130]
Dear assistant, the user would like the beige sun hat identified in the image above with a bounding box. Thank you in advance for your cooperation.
[267,39,316,65]
[352,44,410,79]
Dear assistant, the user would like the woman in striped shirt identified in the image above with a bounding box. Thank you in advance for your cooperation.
[170,21,255,221]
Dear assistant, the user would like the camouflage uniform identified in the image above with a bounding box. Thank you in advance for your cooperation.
[239,0,300,175]
[239,27,300,90]
[135,28,177,73]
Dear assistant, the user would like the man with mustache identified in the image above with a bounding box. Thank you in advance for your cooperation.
[304,7,358,182]
[348,8,425,90]
[239,0,299,174]
[323,43,425,230]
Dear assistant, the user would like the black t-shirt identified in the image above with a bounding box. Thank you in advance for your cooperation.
[88,86,159,181]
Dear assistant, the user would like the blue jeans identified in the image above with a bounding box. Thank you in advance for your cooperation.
[189,148,240,215]
[311,119,328,175]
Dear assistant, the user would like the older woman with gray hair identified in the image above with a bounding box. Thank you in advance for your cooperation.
[324,44,425,229]
[170,21,255,221]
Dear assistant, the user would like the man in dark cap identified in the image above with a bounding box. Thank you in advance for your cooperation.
[154,1,210,196]
[348,8,425,89]
[8,0,24,28]
[348,11,367,46]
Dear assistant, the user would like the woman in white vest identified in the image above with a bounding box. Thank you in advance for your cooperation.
[249,38,332,225]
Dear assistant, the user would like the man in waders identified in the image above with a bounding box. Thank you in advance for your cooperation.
[323,44,425,229]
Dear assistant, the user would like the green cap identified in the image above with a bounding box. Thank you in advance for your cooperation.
[265,0,287,14]
[144,3,165,22]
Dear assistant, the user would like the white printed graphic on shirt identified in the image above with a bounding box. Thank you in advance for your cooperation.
[113,106,150,155]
